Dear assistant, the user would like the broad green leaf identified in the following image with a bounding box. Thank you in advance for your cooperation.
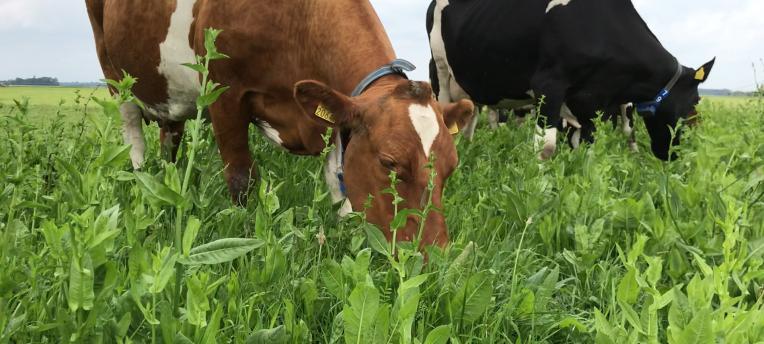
[321,259,347,300]
[94,144,131,169]
[134,171,186,207]
[449,271,493,324]
[197,86,230,109]
[644,256,664,287]
[352,249,372,284]
[68,253,95,312]
[680,309,713,344]
[627,235,648,265]
[445,242,476,291]
[174,333,195,344]
[343,283,380,344]
[149,249,178,294]
[390,209,419,231]
[423,325,451,344]
[182,63,207,74]
[246,326,288,344]
[618,300,645,334]
[201,304,223,344]
[180,238,264,265]
[366,226,390,257]
[182,217,201,257]
[186,275,210,327]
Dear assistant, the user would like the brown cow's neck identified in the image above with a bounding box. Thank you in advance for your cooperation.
[302,0,399,97]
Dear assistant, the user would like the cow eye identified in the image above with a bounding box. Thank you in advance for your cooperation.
[379,157,397,171]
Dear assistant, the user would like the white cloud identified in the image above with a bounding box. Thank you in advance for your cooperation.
[0,0,43,30]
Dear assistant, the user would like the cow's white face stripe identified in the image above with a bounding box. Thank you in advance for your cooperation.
[157,0,200,122]
[546,0,573,13]
[409,104,440,157]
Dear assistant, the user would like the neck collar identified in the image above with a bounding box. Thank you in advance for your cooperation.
[335,59,417,196]
[635,60,684,116]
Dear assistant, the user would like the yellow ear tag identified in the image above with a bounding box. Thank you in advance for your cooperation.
[694,67,706,81]
[314,104,335,124]
[448,122,460,135]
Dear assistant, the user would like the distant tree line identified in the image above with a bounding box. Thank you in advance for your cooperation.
[2,76,60,86]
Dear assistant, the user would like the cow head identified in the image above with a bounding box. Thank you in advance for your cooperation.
[642,58,715,160]
[295,79,474,248]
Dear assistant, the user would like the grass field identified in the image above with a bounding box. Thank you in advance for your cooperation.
[1,86,763,343]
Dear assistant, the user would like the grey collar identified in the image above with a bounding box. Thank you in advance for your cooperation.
[351,59,416,96]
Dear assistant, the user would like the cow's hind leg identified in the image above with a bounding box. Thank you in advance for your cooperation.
[121,102,146,169]
[160,121,185,162]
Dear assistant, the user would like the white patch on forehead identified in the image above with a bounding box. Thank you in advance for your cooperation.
[408,104,440,157]
[546,0,573,13]
[255,119,284,148]
[157,0,200,122]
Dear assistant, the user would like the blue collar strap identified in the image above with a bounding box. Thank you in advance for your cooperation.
[635,60,683,116]
[336,59,417,196]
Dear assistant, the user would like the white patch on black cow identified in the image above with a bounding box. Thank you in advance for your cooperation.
[408,104,440,157]
[120,102,146,169]
[156,0,200,122]
[546,0,573,13]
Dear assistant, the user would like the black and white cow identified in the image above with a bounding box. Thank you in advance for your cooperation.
[427,0,714,160]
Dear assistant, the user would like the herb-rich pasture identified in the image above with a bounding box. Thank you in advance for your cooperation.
[1,86,763,343]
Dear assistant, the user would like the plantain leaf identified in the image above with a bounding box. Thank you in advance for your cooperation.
[423,325,451,344]
[179,238,264,265]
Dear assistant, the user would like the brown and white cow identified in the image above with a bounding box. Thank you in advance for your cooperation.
[85,0,474,247]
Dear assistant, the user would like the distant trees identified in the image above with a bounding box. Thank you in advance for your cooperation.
[3,76,60,86]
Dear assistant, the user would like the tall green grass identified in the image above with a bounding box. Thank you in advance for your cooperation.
[1,64,763,342]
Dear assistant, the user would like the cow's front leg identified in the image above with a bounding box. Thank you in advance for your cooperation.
[532,92,567,159]
[621,104,638,152]
[120,102,146,169]
[209,98,256,205]
[160,121,185,162]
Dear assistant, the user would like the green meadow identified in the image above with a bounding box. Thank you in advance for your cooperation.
[1,83,763,343]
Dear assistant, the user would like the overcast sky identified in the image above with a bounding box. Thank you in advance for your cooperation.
[1,0,761,91]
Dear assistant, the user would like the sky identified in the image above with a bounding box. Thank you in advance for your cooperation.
[0,0,761,91]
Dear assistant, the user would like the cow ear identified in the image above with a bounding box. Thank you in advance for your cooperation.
[294,80,358,128]
[694,57,716,83]
[442,99,475,135]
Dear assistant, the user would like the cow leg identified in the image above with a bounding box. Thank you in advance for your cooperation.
[209,97,256,204]
[160,121,185,162]
[531,86,567,159]
[120,102,146,169]
[621,103,638,152]
[487,107,499,129]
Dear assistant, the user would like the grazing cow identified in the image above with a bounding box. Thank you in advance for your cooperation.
[427,0,714,160]
[85,0,475,247]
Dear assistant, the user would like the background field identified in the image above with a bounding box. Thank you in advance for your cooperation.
[1,87,763,343]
